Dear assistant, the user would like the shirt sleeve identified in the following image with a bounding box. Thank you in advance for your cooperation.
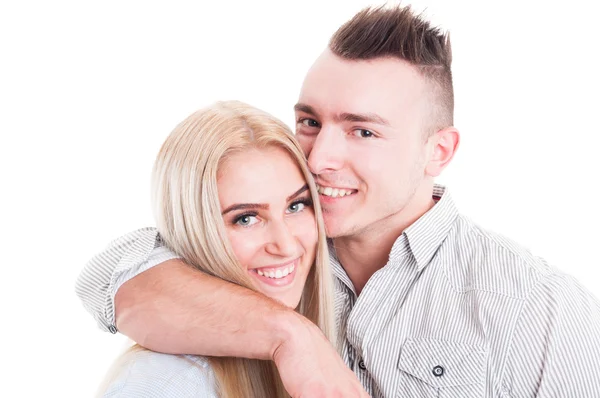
[75,227,181,333]
[101,350,218,398]
[502,270,600,396]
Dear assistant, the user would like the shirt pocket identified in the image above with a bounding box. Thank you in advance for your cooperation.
[396,338,487,398]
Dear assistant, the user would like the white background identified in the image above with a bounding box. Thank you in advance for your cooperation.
[1,0,598,396]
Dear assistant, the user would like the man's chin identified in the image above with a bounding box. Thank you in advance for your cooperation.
[324,218,358,239]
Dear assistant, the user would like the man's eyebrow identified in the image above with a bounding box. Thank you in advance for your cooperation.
[294,103,390,127]
[337,112,391,126]
[287,184,309,201]
[222,203,268,215]
[294,103,319,117]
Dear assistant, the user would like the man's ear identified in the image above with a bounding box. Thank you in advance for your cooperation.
[425,127,460,177]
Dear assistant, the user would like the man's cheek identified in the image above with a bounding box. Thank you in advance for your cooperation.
[360,153,386,174]
[296,135,314,156]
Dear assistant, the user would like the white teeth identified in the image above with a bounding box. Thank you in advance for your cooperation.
[316,184,354,197]
[256,264,295,279]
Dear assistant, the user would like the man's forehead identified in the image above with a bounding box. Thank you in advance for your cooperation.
[297,50,425,121]
[302,49,422,85]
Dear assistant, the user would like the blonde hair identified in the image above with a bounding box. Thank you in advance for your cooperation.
[149,100,335,397]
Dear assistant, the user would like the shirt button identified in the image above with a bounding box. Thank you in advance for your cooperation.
[108,325,118,334]
[358,360,366,370]
[432,365,444,377]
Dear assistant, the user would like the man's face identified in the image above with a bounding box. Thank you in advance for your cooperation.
[295,50,432,238]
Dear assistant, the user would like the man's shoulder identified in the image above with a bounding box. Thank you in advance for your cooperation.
[440,214,558,299]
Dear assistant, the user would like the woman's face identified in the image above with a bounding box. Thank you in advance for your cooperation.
[217,146,317,308]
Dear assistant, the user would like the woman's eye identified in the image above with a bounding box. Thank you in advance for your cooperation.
[287,202,305,213]
[235,215,258,227]
[300,118,320,128]
[353,129,374,138]
[287,202,306,213]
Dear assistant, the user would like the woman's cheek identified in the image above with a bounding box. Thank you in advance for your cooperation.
[296,212,318,247]
[226,230,262,270]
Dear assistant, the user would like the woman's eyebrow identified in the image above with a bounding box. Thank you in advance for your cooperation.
[222,185,309,215]
[222,203,268,215]
[287,184,309,201]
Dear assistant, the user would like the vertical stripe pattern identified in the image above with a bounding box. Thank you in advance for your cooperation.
[76,185,600,397]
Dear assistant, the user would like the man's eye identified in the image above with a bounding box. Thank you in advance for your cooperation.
[234,215,258,227]
[300,118,320,128]
[353,129,375,138]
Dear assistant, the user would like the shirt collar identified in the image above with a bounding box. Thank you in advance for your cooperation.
[402,184,458,271]
[328,184,458,289]
[328,240,355,293]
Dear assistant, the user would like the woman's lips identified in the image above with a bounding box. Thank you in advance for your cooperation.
[249,259,298,287]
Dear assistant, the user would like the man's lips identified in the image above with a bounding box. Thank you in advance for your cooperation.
[315,183,358,198]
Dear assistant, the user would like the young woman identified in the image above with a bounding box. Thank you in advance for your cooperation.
[99,101,337,397]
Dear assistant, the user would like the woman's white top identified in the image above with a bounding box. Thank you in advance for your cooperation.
[101,349,219,397]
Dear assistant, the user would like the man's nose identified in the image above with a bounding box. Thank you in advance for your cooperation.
[306,128,346,175]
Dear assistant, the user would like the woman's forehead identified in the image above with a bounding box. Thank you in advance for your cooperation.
[217,147,307,206]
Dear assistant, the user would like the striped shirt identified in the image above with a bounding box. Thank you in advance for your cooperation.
[76,185,600,397]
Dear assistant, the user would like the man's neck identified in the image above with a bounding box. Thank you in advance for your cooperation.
[332,185,436,295]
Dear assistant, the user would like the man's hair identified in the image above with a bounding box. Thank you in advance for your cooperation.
[329,5,454,134]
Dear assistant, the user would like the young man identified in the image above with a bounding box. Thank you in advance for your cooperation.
[77,6,600,397]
